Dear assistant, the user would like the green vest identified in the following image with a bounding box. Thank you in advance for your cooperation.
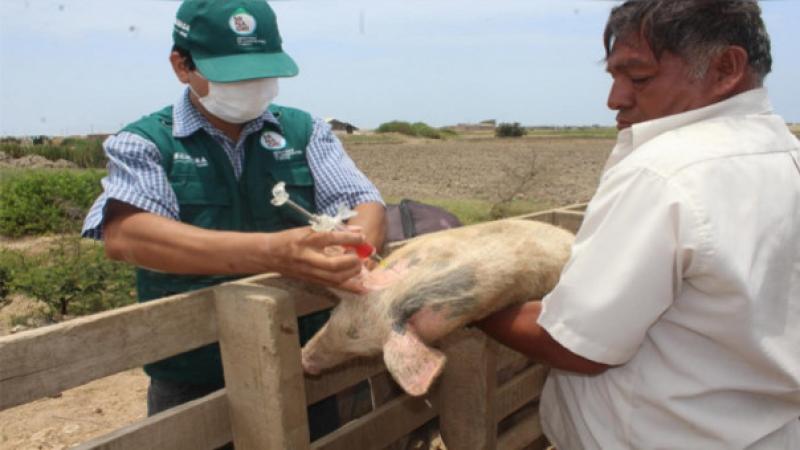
[122,104,329,385]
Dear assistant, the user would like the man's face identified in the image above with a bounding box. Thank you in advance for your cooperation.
[605,33,717,130]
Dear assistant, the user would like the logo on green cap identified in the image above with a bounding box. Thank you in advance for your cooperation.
[229,8,256,36]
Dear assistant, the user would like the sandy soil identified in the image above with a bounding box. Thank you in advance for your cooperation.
[0,134,614,449]
[0,370,148,450]
[345,134,614,208]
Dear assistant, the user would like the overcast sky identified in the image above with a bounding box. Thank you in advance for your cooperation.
[1,0,798,136]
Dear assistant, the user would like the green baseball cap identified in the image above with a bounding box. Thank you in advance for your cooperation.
[173,0,298,82]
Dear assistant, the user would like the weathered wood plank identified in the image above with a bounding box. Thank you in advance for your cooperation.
[497,409,544,450]
[515,210,556,224]
[0,289,218,410]
[215,283,310,449]
[304,357,386,405]
[551,210,585,234]
[74,390,231,450]
[311,393,438,450]
[562,202,588,212]
[240,274,338,317]
[495,365,548,422]
[496,344,529,374]
[438,329,498,450]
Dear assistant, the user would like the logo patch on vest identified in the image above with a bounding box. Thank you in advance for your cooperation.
[260,131,287,150]
[173,152,208,168]
[273,148,303,161]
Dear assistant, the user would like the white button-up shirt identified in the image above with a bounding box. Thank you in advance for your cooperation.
[538,88,800,449]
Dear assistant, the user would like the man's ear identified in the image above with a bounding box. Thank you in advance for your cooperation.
[708,45,752,100]
[169,51,191,84]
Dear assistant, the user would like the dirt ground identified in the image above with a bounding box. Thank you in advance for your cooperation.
[0,134,614,449]
[345,133,614,208]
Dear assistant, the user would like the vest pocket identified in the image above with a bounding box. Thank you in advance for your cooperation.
[172,180,233,227]
[259,163,316,225]
[273,163,314,187]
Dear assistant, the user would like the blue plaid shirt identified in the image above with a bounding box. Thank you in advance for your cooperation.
[82,89,383,239]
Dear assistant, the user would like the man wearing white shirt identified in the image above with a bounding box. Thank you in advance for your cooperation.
[478,1,800,448]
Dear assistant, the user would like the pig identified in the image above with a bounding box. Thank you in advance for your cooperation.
[301,219,575,396]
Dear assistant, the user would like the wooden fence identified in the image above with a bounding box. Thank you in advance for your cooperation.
[0,204,586,450]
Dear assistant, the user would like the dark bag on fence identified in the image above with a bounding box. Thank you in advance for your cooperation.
[385,199,463,243]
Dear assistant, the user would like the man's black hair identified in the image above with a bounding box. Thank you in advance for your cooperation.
[604,0,772,81]
[172,44,196,71]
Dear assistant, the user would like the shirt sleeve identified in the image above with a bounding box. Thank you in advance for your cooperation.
[81,132,180,240]
[537,165,702,365]
[305,117,384,216]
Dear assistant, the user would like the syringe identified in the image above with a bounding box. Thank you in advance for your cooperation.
[271,182,382,263]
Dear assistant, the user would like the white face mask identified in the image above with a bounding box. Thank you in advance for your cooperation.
[192,75,279,124]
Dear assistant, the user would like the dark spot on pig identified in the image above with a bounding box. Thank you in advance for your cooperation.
[346,325,359,339]
[445,295,480,320]
[392,322,407,335]
[407,256,422,268]
[389,265,478,330]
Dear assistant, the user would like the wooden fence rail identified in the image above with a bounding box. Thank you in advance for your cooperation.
[0,205,585,450]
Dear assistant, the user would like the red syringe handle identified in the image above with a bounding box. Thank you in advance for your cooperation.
[345,242,382,262]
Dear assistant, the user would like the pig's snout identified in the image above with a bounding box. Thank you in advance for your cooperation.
[301,348,323,375]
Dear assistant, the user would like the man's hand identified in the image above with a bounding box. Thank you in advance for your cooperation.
[265,226,367,290]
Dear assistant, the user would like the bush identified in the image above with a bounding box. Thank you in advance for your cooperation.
[0,138,106,168]
[0,264,10,302]
[495,122,527,138]
[376,121,415,136]
[376,121,449,139]
[0,169,104,237]
[1,238,136,320]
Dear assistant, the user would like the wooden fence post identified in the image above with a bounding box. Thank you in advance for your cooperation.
[438,328,498,450]
[214,283,310,450]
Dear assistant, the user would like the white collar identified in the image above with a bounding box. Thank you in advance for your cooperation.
[605,88,773,173]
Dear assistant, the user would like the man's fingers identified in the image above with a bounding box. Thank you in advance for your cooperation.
[285,258,364,286]
[337,276,369,294]
[307,229,365,248]
[306,251,363,273]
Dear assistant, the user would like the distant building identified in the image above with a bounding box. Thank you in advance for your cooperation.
[325,118,359,135]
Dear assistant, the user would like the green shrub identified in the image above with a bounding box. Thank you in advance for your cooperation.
[0,169,104,237]
[495,122,527,138]
[376,121,449,139]
[1,238,135,320]
[377,121,416,136]
[0,264,10,302]
[416,122,449,139]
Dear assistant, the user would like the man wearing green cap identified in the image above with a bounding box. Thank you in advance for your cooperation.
[82,0,385,441]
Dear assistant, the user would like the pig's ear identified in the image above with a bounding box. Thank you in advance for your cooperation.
[383,328,446,397]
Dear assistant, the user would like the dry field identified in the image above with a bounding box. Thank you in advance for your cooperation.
[0,132,615,449]
[345,132,614,209]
